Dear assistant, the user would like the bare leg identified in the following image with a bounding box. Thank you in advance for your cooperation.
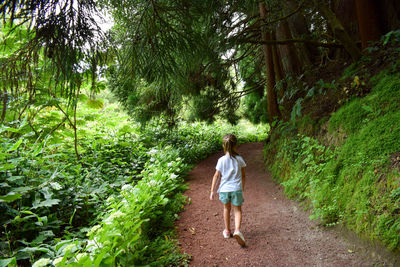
[233,205,242,232]
[223,203,231,232]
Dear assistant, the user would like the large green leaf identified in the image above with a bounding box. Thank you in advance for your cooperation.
[0,257,17,267]
[31,230,55,245]
[0,163,16,171]
[40,187,53,199]
[32,199,60,209]
[12,186,33,193]
[6,176,24,182]
[1,127,20,133]
[7,139,23,152]
[0,192,23,203]
[17,246,51,254]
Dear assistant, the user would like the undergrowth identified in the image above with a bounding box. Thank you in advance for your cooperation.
[0,98,269,266]
[265,70,400,251]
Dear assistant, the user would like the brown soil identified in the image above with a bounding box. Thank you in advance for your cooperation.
[177,142,380,266]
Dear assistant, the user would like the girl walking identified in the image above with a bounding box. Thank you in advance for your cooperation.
[210,134,246,247]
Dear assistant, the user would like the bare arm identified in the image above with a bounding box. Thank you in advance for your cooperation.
[210,170,221,200]
[241,167,246,191]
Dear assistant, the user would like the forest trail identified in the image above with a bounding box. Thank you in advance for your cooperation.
[177,142,371,266]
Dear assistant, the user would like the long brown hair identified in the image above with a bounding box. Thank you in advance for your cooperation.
[222,134,239,157]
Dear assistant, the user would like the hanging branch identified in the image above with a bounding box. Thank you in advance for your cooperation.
[0,0,103,120]
[0,0,111,161]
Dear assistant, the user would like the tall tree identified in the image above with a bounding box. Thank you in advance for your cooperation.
[380,0,400,32]
[105,0,242,124]
[283,0,316,65]
[104,0,370,125]
[331,0,359,60]
[259,2,281,120]
[271,31,285,99]
[354,0,383,49]
[276,20,301,75]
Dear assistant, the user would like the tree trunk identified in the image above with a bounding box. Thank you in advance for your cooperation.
[317,1,362,60]
[259,3,281,120]
[276,20,301,75]
[271,30,285,99]
[355,0,383,49]
[272,35,284,82]
[333,0,358,39]
[283,0,317,65]
[332,0,359,60]
[379,0,400,32]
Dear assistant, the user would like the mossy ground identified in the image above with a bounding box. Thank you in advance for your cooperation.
[265,65,400,252]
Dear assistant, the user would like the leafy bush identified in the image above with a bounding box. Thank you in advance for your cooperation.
[0,129,149,265]
[54,146,190,266]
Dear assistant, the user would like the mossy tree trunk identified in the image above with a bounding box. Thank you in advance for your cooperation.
[331,0,359,60]
[316,0,362,61]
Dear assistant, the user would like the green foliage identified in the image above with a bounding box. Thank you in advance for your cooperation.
[382,30,400,46]
[86,99,104,109]
[64,146,191,266]
[237,45,269,124]
[295,115,322,137]
[29,119,267,266]
[0,1,107,130]
[337,112,400,168]
[0,94,268,265]
[279,75,308,103]
[104,0,248,124]
[0,127,149,265]
[265,72,400,252]
[242,93,269,124]
[290,98,303,125]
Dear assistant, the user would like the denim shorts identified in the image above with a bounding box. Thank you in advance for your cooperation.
[219,190,244,206]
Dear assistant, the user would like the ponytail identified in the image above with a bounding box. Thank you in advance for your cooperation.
[222,134,239,158]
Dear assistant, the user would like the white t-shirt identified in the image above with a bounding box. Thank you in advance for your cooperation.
[216,154,246,192]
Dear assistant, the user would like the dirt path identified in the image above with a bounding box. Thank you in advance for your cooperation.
[177,142,372,266]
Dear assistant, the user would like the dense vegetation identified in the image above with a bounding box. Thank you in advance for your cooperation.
[1,0,400,265]
[264,35,400,252]
[0,95,268,266]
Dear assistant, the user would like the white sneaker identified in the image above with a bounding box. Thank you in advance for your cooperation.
[222,229,231,239]
[233,231,246,247]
